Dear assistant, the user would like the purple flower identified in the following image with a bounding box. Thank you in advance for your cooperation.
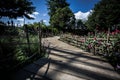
[117,64,120,69]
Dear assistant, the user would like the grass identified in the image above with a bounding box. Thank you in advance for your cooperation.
[0,27,49,72]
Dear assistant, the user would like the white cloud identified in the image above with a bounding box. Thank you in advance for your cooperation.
[15,23,24,27]
[74,10,92,21]
[28,14,36,19]
[43,13,47,16]
[17,18,24,21]
[43,20,47,23]
[26,12,39,19]
[33,12,39,15]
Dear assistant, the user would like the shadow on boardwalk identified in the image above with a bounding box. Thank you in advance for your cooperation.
[45,47,120,80]
[12,58,52,80]
[12,37,120,80]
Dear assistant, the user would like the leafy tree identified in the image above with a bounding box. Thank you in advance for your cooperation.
[46,0,75,31]
[86,0,120,30]
[0,0,35,19]
[76,19,85,29]
[85,13,96,30]
[50,6,75,30]
[46,0,69,17]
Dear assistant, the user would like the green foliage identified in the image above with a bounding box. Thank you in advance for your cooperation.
[14,47,27,62]
[86,0,120,30]
[52,27,59,34]
[0,38,16,59]
[26,22,59,36]
[47,26,59,34]
[50,6,75,30]
[14,35,39,62]
[0,24,19,35]
[85,13,96,30]
[46,0,75,31]
[46,0,69,16]
[0,0,35,19]
[76,19,85,29]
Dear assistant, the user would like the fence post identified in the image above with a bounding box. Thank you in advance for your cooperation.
[107,28,110,55]
[93,44,96,55]
[94,29,97,55]
[0,42,3,56]
[38,22,42,54]
[25,25,31,56]
[107,28,110,43]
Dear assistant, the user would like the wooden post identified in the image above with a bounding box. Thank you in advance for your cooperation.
[94,29,97,55]
[23,18,26,32]
[95,28,97,38]
[0,42,3,56]
[107,28,110,43]
[38,22,42,54]
[25,25,31,56]
[84,36,87,42]
[94,41,96,55]
[107,28,110,55]
[47,42,51,58]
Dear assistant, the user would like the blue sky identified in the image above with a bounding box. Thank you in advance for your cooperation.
[68,0,100,13]
[29,0,100,24]
[1,0,100,26]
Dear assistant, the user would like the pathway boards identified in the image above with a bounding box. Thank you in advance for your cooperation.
[13,36,120,80]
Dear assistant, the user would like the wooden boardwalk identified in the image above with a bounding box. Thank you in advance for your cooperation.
[13,36,120,80]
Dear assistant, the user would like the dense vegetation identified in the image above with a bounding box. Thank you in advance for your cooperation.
[46,0,76,31]
[85,0,120,31]
[0,0,35,19]
[0,0,49,79]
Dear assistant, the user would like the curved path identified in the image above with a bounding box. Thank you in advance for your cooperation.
[13,36,120,80]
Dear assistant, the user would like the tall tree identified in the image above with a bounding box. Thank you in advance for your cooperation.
[0,0,35,19]
[86,0,120,30]
[46,0,75,31]
[50,7,75,30]
[76,19,85,29]
[46,0,69,17]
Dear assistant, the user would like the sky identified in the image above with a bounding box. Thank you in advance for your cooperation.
[1,0,100,26]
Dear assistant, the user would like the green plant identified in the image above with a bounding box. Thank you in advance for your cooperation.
[14,47,28,62]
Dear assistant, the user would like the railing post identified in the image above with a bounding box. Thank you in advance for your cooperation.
[107,28,110,43]
[0,42,3,56]
[38,22,42,54]
[25,25,31,56]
